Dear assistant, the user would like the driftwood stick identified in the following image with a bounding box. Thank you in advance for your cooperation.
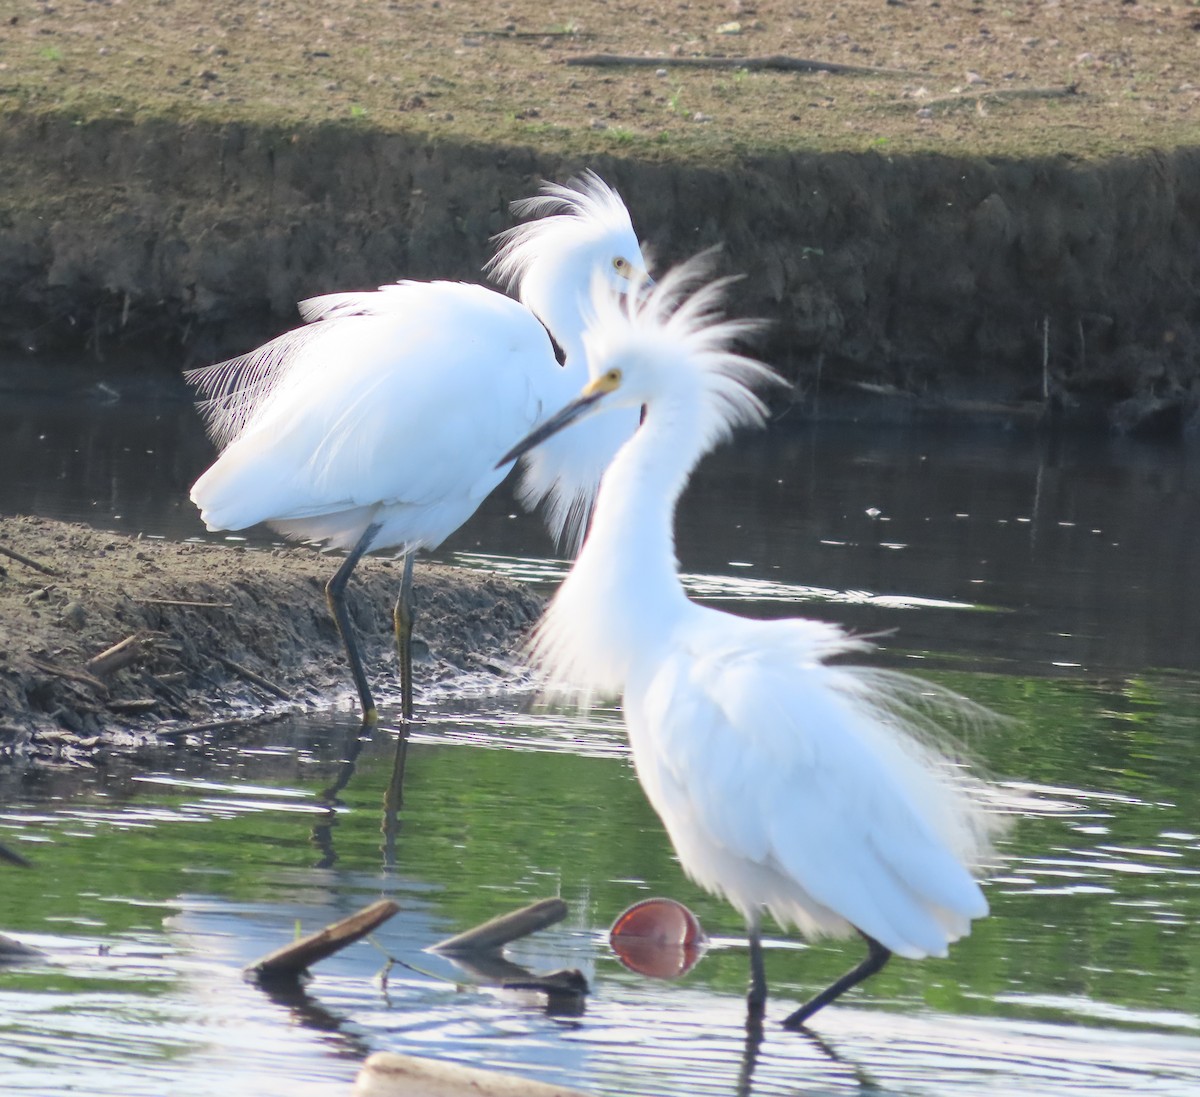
[216,655,291,701]
[905,84,1080,112]
[85,633,153,677]
[246,898,401,980]
[106,698,160,714]
[142,598,234,609]
[0,932,43,960]
[0,543,61,577]
[26,656,108,693]
[470,28,594,40]
[156,711,286,739]
[354,1051,594,1097]
[430,898,568,955]
[566,52,918,77]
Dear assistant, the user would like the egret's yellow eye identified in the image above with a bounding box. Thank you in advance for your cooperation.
[612,256,630,276]
[582,367,623,397]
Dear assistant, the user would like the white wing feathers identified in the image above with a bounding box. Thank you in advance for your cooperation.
[189,284,550,543]
[628,613,994,958]
[187,281,504,451]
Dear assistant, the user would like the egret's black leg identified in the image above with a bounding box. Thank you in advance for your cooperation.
[782,934,891,1030]
[325,522,382,725]
[392,552,415,721]
[746,919,768,1024]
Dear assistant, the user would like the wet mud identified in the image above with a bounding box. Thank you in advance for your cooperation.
[0,514,543,764]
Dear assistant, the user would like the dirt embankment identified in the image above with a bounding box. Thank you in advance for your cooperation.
[2,1,1199,428]
[1,111,1198,433]
[0,515,543,763]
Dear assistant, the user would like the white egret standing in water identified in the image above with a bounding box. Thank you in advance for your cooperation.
[498,258,1001,1028]
[188,173,648,723]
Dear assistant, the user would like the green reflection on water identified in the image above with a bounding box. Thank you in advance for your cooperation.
[1,666,1199,1037]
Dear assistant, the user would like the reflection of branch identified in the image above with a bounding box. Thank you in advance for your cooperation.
[430,947,588,1018]
[257,975,373,1059]
[567,53,919,77]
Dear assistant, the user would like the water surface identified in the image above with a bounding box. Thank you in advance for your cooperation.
[2,385,1200,1095]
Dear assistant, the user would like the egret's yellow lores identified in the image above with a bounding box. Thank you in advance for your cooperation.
[499,258,1002,1028]
[188,173,649,723]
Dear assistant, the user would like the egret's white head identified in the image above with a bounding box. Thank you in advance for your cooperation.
[486,171,651,342]
[498,254,783,468]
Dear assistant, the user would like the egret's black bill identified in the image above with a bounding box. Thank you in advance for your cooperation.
[496,389,606,468]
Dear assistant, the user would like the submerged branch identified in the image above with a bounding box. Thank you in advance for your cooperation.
[246,899,401,981]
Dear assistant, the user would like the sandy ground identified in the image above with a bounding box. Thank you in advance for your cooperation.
[6,0,1198,158]
[0,514,544,763]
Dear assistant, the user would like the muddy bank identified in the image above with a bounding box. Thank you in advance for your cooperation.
[1,110,1198,433]
[0,514,544,764]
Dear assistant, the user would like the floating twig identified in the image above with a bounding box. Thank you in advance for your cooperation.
[430,897,568,955]
[567,52,919,77]
[0,543,61,577]
[216,655,290,701]
[246,898,400,981]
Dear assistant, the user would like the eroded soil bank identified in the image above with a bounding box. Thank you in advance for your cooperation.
[1,111,1198,433]
[0,515,543,763]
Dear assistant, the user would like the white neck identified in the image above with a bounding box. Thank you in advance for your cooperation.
[520,265,590,373]
[532,393,702,696]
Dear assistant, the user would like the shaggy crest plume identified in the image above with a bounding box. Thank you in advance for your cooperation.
[583,253,783,452]
[485,170,637,295]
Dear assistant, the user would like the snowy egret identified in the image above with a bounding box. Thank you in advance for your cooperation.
[498,258,1001,1028]
[188,172,648,723]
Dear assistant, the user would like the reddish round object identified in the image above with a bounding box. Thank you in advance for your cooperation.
[609,898,707,979]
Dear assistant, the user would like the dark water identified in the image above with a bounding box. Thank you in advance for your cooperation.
[2,386,1200,1095]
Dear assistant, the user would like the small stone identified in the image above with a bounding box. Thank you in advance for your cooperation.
[60,601,87,631]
